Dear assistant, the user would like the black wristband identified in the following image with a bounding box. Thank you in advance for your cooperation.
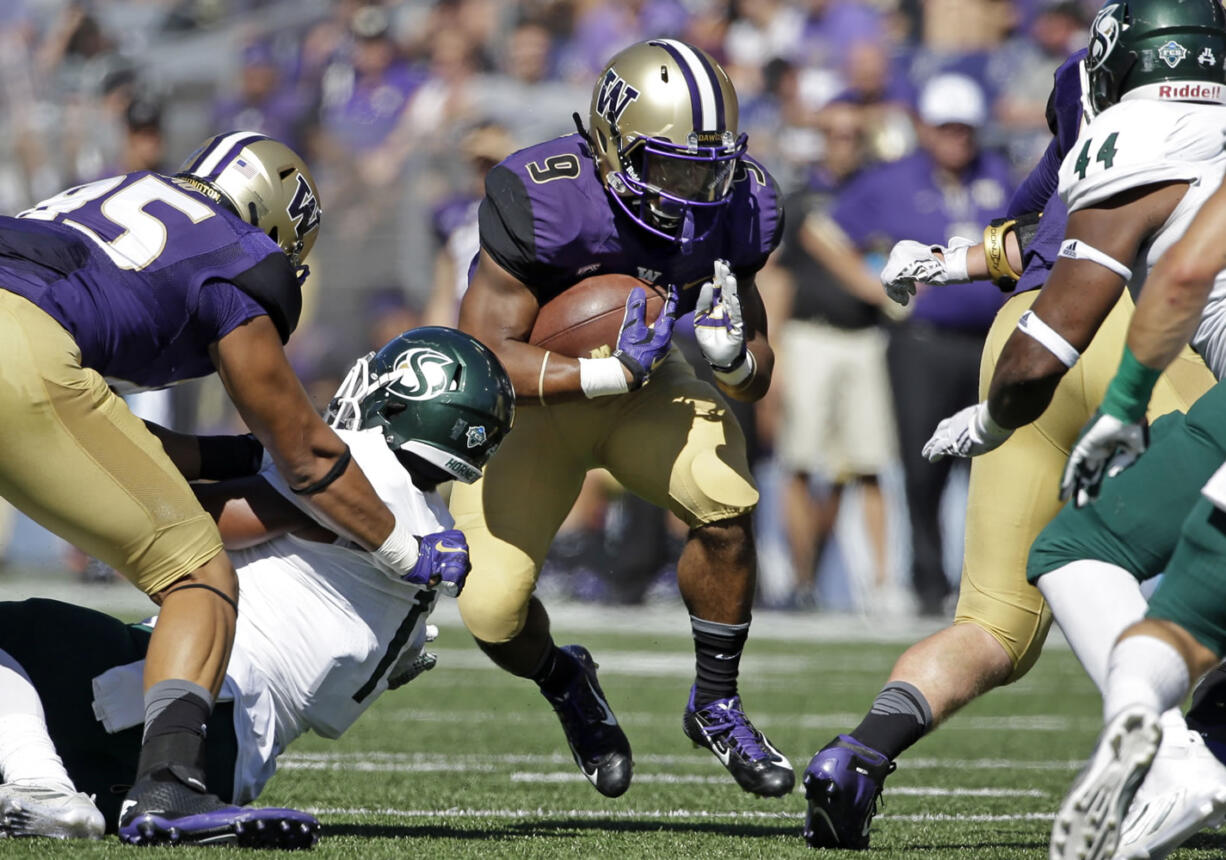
[613,350,648,390]
[197,434,265,480]
[290,445,353,496]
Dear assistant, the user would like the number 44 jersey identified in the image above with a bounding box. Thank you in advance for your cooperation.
[1058,99,1226,379]
[2,170,299,391]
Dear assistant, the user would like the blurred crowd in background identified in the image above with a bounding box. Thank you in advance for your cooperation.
[0,0,1098,617]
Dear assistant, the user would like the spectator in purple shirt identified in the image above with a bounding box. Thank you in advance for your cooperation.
[211,41,307,153]
[824,73,1014,615]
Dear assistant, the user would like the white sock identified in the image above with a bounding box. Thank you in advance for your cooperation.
[1104,635,1191,724]
[1038,559,1148,692]
[0,649,73,788]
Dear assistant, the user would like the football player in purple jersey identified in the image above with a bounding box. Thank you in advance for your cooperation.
[0,133,458,847]
[451,39,794,799]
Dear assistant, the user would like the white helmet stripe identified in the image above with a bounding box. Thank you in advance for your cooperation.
[192,131,266,179]
[658,38,718,130]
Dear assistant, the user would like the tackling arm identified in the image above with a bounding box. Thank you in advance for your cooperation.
[209,315,395,550]
[194,476,334,550]
[987,182,1189,429]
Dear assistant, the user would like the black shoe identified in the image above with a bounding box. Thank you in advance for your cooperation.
[803,735,895,849]
[541,645,633,797]
[118,767,319,849]
[683,688,794,797]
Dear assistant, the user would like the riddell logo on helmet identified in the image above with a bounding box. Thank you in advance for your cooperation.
[1158,83,1224,99]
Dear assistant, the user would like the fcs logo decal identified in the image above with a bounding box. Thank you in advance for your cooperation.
[1158,40,1189,69]
[1088,4,1122,72]
[287,174,321,240]
[466,425,488,449]
[596,69,640,125]
[388,348,455,401]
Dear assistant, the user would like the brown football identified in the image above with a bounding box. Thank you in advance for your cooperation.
[529,274,666,359]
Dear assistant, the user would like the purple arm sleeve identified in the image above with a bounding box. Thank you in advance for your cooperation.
[1006,136,1061,219]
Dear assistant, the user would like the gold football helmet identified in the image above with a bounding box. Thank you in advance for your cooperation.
[585,39,746,245]
[176,132,322,269]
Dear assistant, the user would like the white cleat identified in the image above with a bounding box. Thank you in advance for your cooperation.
[0,781,105,839]
[1113,729,1226,860]
[1051,706,1163,860]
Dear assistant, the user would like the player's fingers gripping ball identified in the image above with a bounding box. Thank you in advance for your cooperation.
[614,284,679,389]
[694,259,747,370]
[406,529,471,597]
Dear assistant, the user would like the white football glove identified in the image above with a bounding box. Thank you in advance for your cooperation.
[1060,410,1148,508]
[922,401,1013,462]
[694,259,748,372]
[880,236,976,306]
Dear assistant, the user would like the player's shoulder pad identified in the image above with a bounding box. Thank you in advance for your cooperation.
[731,153,785,265]
[228,247,300,343]
[478,134,604,286]
[1059,100,1226,214]
[1046,48,1086,150]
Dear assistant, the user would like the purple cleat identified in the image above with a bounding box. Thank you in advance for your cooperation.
[542,645,633,798]
[803,735,895,850]
[118,769,319,849]
[683,689,794,797]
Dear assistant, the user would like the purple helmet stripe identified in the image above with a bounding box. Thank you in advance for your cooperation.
[685,45,726,131]
[649,40,704,130]
[203,133,269,182]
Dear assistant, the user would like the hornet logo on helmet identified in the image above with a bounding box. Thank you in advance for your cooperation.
[388,348,454,401]
[1088,4,1121,71]
[287,174,321,240]
[466,425,488,449]
[596,69,640,124]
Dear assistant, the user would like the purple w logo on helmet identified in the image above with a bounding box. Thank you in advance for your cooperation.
[596,69,640,125]
[287,174,321,240]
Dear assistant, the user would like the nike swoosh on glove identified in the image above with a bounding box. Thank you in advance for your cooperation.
[614,283,679,389]
[405,529,471,597]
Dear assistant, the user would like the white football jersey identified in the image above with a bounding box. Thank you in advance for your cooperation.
[91,428,451,803]
[1058,98,1226,378]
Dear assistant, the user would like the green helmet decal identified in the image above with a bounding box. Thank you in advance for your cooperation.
[327,326,515,484]
[1087,0,1226,114]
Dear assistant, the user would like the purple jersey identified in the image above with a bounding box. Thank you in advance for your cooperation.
[1,171,297,390]
[477,133,783,313]
[1007,49,1085,295]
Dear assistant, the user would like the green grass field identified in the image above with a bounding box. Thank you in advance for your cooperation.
[1,592,1224,859]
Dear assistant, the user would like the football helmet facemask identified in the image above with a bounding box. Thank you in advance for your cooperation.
[1086,0,1226,115]
[326,326,516,485]
[175,132,322,274]
[584,39,746,248]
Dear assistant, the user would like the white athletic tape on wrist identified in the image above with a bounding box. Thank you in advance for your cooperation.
[941,238,975,283]
[1058,239,1133,280]
[373,517,421,578]
[1017,310,1081,368]
[579,356,631,398]
[713,350,756,389]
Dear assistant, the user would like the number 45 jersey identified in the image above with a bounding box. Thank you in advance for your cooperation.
[1058,99,1226,378]
[1,170,299,391]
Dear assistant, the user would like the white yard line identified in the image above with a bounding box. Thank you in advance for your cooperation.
[303,806,1055,823]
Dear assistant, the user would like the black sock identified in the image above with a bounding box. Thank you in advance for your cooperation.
[849,681,933,760]
[532,643,578,698]
[135,689,212,786]
[691,616,749,708]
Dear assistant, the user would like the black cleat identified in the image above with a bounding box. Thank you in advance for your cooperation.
[119,768,319,849]
[541,645,633,797]
[803,734,895,849]
[683,688,794,797]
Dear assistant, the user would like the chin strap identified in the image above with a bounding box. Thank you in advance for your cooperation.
[679,209,695,255]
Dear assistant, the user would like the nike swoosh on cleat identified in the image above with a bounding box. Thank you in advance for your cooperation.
[712,742,733,767]
[120,799,137,821]
[587,678,618,726]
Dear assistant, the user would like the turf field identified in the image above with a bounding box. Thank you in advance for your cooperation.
[2,589,1224,859]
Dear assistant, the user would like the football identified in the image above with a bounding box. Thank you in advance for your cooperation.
[529,274,666,359]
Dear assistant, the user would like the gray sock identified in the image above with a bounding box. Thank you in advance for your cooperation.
[142,679,213,743]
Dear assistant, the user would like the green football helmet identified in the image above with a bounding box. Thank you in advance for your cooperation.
[327,327,515,484]
[1086,0,1226,114]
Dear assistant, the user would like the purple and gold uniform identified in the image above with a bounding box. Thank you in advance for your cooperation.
[452,133,782,643]
[957,51,1214,680]
[0,170,299,595]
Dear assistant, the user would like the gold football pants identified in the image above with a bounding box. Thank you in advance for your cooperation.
[451,349,758,643]
[0,290,222,595]
[956,289,1213,681]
